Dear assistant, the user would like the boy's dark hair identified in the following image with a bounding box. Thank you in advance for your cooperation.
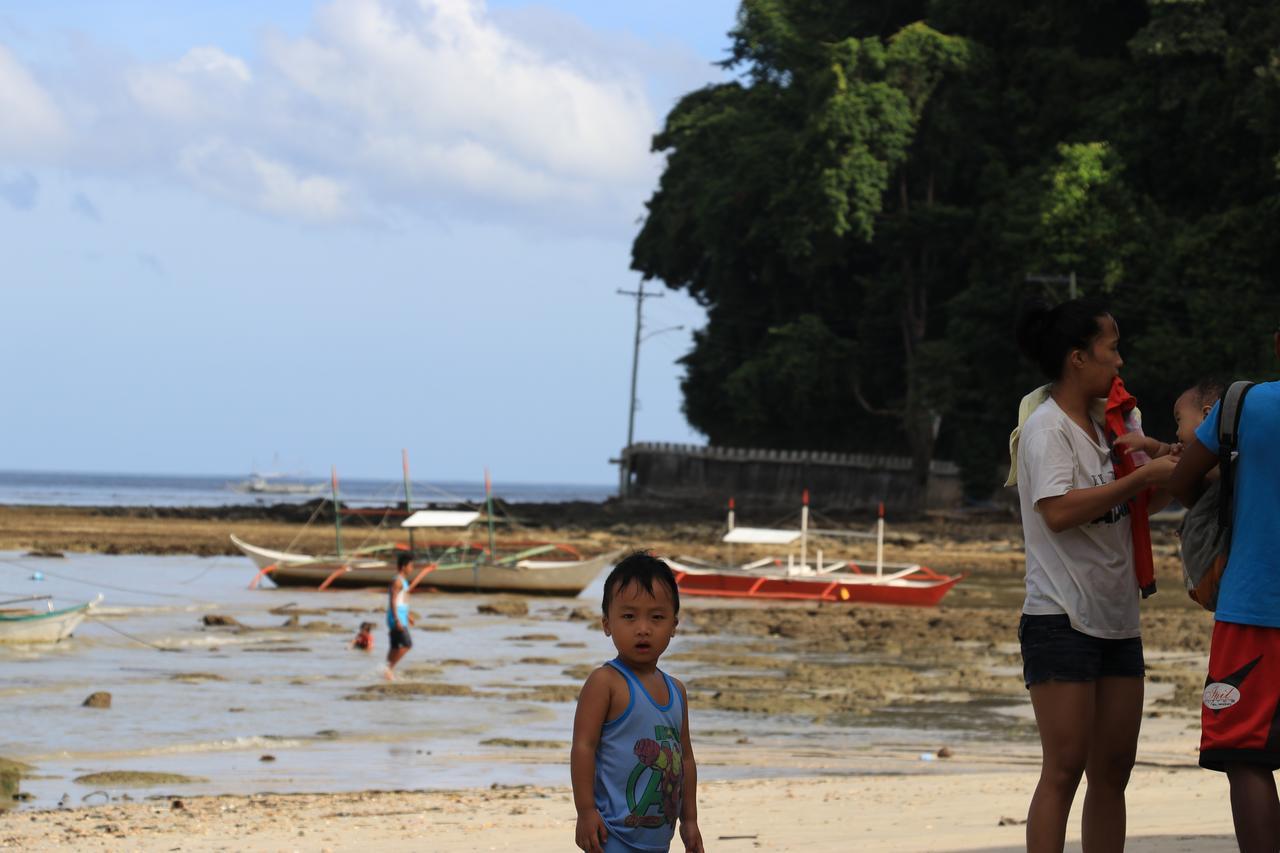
[1188,377,1226,408]
[1014,296,1112,380]
[359,621,374,631]
[601,551,680,616]
[397,552,414,569]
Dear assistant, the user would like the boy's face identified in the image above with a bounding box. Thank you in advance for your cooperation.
[1174,390,1213,447]
[602,580,678,667]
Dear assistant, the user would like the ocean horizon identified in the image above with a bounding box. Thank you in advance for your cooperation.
[0,469,616,509]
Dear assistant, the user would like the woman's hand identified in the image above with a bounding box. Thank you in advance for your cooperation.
[1139,454,1179,488]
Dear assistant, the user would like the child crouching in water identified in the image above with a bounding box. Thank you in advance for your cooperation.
[571,552,704,853]
[350,621,374,651]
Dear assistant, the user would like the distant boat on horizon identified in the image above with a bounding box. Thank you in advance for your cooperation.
[229,473,327,496]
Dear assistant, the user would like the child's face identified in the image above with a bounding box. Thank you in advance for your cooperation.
[602,580,678,667]
[1174,390,1213,446]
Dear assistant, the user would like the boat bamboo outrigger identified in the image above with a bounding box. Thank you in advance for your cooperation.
[0,594,102,644]
[667,493,962,606]
[232,457,619,596]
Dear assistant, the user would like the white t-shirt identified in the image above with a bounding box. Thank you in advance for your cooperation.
[1017,397,1139,639]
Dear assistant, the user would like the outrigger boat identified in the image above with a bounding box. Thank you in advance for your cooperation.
[0,595,102,644]
[232,458,618,596]
[667,495,962,606]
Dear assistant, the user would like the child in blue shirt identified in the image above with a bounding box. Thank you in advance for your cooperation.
[571,552,703,853]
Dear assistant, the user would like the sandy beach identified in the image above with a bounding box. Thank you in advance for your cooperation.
[0,504,1232,851]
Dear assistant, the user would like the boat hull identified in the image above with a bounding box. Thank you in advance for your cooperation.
[670,564,961,607]
[0,600,96,644]
[230,536,619,596]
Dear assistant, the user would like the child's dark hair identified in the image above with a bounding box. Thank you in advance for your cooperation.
[397,552,413,569]
[1187,377,1226,408]
[359,621,374,632]
[601,551,680,615]
[1014,296,1112,380]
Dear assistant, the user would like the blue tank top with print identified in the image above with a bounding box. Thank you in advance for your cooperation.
[594,658,685,851]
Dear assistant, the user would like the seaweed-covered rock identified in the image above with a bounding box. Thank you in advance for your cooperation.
[82,692,112,709]
[477,599,528,618]
[72,771,205,787]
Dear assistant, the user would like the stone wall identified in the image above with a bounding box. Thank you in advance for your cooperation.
[620,443,962,514]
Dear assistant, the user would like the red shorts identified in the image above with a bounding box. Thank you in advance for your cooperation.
[1200,620,1280,772]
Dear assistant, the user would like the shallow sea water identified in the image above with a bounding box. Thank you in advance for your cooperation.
[0,551,1023,809]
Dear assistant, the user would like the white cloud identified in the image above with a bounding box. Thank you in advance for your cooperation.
[0,44,66,157]
[1,0,684,229]
[178,139,347,221]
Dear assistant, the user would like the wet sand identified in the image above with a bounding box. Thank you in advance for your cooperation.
[0,761,1236,851]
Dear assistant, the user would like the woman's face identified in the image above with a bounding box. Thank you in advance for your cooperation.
[1076,314,1122,397]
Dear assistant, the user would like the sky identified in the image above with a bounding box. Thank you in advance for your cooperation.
[0,0,742,485]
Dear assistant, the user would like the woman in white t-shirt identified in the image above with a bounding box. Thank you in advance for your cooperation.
[1013,297,1177,852]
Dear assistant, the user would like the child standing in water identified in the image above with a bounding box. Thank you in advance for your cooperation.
[571,552,703,853]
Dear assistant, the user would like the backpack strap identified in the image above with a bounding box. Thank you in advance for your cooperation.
[1216,380,1255,531]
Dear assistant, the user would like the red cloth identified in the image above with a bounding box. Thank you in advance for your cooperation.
[1103,377,1156,597]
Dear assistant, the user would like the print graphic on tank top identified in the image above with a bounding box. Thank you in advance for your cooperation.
[624,725,683,828]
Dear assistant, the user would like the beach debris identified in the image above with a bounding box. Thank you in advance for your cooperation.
[268,603,325,616]
[24,548,64,558]
[937,746,954,758]
[201,614,243,628]
[477,599,528,618]
[57,794,69,808]
[171,799,184,810]
[567,606,596,621]
[82,691,112,709]
[998,816,1027,826]
[259,755,276,762]
[80,790,110,804]
[718,836,760,841]
[29,571,43,581]
[919,752,936,762]
[72,771,205,787]
[228,707,246,713]
[507,633,558,641]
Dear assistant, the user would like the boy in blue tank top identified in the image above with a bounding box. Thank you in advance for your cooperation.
[571,552,704,853]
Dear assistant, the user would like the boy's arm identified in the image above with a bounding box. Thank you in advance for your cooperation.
[1170,439,1219,508]
[571,669,611,853]
[676,679,704,853]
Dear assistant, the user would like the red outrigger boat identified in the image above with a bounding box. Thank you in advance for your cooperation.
[666,495,963,607]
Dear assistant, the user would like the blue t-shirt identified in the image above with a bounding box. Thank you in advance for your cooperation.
[1196,380,1280,627]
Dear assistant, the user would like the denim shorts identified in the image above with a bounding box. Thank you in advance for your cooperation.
[1019,614,1144,688]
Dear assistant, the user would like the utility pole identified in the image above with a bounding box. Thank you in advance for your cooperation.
[616,280,663,497]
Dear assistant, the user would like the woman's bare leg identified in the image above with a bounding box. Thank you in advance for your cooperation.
[1081,676,1143,852]
[1028,681,1095,852]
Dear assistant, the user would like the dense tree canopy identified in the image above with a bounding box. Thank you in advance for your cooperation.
[632,0,1280,500]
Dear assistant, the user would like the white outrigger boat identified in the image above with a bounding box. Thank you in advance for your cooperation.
[0,595,102,644]
[667,495,962,607]
[232,460,618,596]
